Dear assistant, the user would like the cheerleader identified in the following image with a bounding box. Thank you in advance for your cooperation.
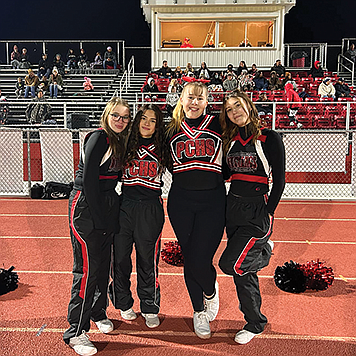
[166,81,225,339]
[63,97,131,356]
[110,104,167,328]
[218,90,285,344]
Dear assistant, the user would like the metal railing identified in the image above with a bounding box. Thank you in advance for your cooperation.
[119,56,135,97]
[337,54,355,86]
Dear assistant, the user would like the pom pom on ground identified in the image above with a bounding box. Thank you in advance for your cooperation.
[298,260,334,291]
[0,266,19,295]
[161,241,184,267]
[274,260,307,293]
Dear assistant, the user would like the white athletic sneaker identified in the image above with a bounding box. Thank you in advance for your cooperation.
[289,121,295,126]
[120,308,137,321]
[94,318,114,334]
[204,281,219,321]
[141,313,160,328]
[68,331,97,356]
[297,122,303,128]
[234,329,261,344]
[193,311,211,339]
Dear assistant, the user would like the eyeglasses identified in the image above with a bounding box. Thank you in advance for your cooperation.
[110,113,130,123]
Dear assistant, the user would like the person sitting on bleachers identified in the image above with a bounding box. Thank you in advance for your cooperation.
[37,53,52,79]
[48,67,64,99]
[309,60,324,79]
[66,49,77,70]
[248,63,258,78]
[172,66,183,79]
[285,82,303,128]
[83,77,94,92]
[24,69,39,98]
[15,77,25,98]
[281,71,297,90]
[90,51,103,69]
[166,79,181,118]
[344,43,356,69]
[52,54,66,76]
[223,72,238,92]
[210,72,223,87]
[19,48,31,69]
[271,59,285,77]
[253,71,268,91]
[237,69,255,92]
[142,78,159,100]
[236,60,248,77]
[103,47,117,69]
[196,61,212,80]
[222,63,237,80]
[334,77,351,100]
[184,62,195,77]
[78,48,89,71]
[0,89,9,125]
[268,71,282,90]
[25,90,52,124]
[38,75,49,94]
[10,45,21,69]
[255,92,273,116]
[318,77,335,99]
[156,60,172,78]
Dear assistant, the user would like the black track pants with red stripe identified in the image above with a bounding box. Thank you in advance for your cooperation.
[218,192,274,334]
[167,183,226,312]
[110,196,164,314]
[63,189,120,343]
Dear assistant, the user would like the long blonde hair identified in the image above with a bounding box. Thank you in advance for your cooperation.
[166,81,208,136]
[100,97,131,161]
[219,90,261,155]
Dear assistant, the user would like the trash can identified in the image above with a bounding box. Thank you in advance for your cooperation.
[291,51,308,68]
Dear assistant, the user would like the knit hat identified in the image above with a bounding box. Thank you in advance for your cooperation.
[323,77,331,84]
[107,46,112,51]
[52,67,58,74]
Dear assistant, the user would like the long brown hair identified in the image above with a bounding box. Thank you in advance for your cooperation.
[219,90,261,155]
[166,81,208,136]
[100,97,131,163]
[125,103,168,170]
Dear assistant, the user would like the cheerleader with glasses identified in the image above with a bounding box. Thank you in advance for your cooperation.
[218,90,285,344]
[110,104,167,328]
[63,98,131,356]
[166,81,226,339]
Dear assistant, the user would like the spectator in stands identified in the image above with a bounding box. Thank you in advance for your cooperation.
[0,89,9,125]
[184,62,195,76]
[210,72,223,87]
[180,37,194,48]
[255,92,273,115]
[253,71,268,91]
[10,45,21,69]
[196,61,212,80]
[19,48,30,69]
[66,49,77,70]
[25,90,52,124]
[166,79,181,118]
[285,82,302,128]
[103,46,117,69]
[15,77,25,98]
[281,71,297,90]
[236,60,248,76]
[83,77,94,92]
[173,65,183,79]
[203,39,215,48]
[37,53,51,79]
[24,69,39,98]
[268,71,282,91]
[222,63,237,80]
[78,48,89,71]
[157,60,172,78]
[91,51,103,69]
[237,69,255,92]
[334,77,351,100]
[49,67,64,99]
[142,78,159,100]
[344,43,356,68]
[309,60,324,79]
[38,75,49,94]
[248,63,258,78]
[53,54,66,76]
[318,77,335,99]
[271,59,285,77]
[223,73,238,92]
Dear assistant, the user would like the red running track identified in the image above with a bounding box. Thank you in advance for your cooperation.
[0,198,356,356]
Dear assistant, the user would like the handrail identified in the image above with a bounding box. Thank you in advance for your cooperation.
[119,56,135,98]
[337,54,355,86]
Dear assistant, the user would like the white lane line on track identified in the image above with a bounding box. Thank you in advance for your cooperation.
[0,327,355,343]
[0,214,67,217]
[13,271,356,281]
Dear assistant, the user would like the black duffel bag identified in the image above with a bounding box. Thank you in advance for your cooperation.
[42,181,74,199]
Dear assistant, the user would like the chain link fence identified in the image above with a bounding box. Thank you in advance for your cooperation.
[0,127,355,199]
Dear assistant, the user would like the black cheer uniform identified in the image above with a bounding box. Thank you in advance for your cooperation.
[167,114,226,312]
[111,137,164,314]
[63,129,122,343]
[219,123,285,334]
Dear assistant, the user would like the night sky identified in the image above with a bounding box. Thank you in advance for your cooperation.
[0,0,355,69]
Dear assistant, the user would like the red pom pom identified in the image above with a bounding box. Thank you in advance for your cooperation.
[161,241,184,267]
[297,259,334,291]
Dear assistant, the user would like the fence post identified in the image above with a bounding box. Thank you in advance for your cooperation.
[272,102,276,130]
[63,102,67,128]
[27,129,31,195]
[346,102,350,131]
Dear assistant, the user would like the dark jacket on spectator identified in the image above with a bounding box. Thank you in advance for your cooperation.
[309,61,324,79]
[271,62,285,77]
[334,81,351,99]
[253,72,269,91]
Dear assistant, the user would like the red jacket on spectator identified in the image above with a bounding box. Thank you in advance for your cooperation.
[285,82,301,109]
